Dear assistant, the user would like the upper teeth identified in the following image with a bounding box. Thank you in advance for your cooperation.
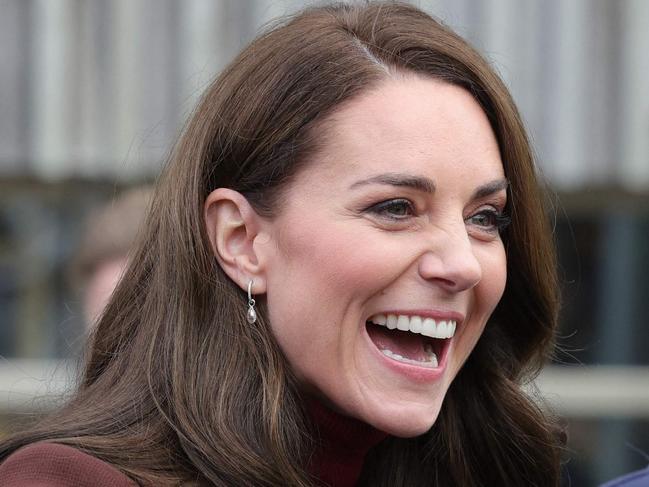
[368,314,456,339]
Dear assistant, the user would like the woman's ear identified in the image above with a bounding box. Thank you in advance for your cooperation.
[204,188,268,293]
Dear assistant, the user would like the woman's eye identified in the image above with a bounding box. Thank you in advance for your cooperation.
[366,198,415,220]
[467,208,511,233]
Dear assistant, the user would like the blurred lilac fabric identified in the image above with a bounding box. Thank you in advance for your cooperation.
[601,466,649,487]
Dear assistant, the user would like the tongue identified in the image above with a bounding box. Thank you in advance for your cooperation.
[366,324,429,361]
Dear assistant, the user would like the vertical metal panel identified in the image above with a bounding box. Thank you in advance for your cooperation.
[30,0,77,177]
[620,0,649,190]
[547,0,589,186]
[112,0,143,175]
[179,0,223,115]
[0,0,32,172]
[583,0,624,186]
[511,1,546,157]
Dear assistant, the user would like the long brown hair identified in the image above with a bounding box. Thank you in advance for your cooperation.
[1,3,562,486]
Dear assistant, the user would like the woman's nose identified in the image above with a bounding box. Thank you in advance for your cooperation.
[417,230,482,293]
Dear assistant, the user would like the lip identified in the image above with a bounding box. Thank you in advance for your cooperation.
[362,309,462,383]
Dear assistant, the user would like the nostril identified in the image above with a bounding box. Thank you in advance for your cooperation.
[432,276,458,289]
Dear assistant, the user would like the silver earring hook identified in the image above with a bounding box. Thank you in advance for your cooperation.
[246,279,257,324]
[247,279,255,307]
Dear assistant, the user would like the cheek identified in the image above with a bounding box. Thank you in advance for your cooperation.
[482,244,507,310]
[263,219,383,364]
[463,245,507,348]
[272,218,393,298]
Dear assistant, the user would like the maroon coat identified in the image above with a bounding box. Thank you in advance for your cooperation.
[0,443,137,487]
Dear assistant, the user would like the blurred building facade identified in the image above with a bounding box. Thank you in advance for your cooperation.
[0,1,648,485]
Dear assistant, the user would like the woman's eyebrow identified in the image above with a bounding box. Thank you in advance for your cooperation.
[349,173,436,193]
[471,178,509,200]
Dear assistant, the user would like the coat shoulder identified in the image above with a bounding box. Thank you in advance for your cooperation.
[0,442,138,487]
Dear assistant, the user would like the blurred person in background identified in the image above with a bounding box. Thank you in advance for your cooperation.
[601,466,649,487]
[70,187,153,328]
[0,3,564,486]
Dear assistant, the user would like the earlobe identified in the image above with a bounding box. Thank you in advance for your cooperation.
[204,188,267,293]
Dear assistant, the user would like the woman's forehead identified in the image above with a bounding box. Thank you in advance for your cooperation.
[292,76,504,190]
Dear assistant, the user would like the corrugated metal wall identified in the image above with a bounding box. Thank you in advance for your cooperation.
[1,0,648,188]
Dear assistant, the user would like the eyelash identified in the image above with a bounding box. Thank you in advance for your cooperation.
[467,209,511,234]
[365,198,415,220]
[364,198,511,233]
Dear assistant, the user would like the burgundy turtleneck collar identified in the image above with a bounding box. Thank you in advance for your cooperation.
[306,398,388,487]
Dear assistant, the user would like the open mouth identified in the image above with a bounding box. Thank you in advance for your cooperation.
[365,314,456,369]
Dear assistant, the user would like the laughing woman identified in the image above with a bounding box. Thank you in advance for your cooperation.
[0,3,563,486]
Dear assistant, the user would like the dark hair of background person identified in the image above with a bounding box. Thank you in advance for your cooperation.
[0,3,563,486]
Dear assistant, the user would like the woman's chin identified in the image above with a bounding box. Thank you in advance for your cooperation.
[363,403,442,438]
[377,421,435,438]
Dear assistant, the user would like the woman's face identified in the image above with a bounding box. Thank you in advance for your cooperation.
[258,76,507,437]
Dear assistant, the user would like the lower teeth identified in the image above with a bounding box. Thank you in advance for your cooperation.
[380,348,438,368]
